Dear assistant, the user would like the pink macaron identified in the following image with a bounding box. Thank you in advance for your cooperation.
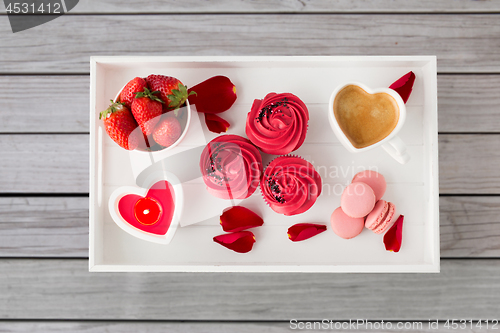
[330,207,364,239]
[365,200,396,234]
[340,182,376,218]
[352,170,386,201]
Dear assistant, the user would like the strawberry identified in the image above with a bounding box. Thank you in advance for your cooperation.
[136,133,153,151]
[119,77,147,107]
[99,100,140,150]
[131,87,164,136]
[146,74,195,111]
[152,115,182,147]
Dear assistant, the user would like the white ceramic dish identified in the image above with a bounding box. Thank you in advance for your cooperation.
[89,56,439,273]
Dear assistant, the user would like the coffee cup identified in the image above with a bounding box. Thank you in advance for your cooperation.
[328,82,410,164]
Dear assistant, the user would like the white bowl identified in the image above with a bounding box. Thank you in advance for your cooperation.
[114,83,192,153]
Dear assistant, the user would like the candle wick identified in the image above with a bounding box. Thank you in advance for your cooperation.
[143,209,150,215]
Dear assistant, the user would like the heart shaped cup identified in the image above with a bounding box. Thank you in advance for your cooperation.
[328,82,410,164]
[108,171,183,244]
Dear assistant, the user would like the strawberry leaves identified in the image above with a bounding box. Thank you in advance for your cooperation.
[134,87,164,104]
[167,83,196,109]
[99,100,126,120]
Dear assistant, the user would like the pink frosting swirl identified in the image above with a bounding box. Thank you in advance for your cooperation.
[261,156,322,216]
[200,135,263,200]
[246,93,309,155]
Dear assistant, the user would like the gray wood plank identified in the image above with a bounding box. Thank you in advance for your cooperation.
[0,76,89,133]
[1,134,497,194]
[438,75,500,133]
[68,0,500,13]
[3,0,500,14]
[0,134,88,193]
[0,322,288,333]
[439,135,500,194]
[0,321,494,333]
[0,15,500,73]
[440,196,500,257]
[2,196,500,258]
[0,259,498,320]
[0,197,88,257]
[2,74,500,134]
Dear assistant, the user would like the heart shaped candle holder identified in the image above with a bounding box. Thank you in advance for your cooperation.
[108,171,183,244]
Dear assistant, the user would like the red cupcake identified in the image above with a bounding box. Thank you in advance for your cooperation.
[200,135,263,200]
[261,156,322,216]
[246,93,309,155]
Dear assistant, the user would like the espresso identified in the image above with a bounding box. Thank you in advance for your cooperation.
[333,85,399,149]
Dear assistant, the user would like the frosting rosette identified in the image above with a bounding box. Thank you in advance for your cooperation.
[200,134,263,200]
[246,92,309,155]
[261,156,322,216]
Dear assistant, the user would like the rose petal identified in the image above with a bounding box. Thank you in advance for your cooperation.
[220,206,264,232]
[383,214,404,252]
[287,223,327,242]
[389,71,415,104]
[205,113,230,133]
[188,76,237,114]
[213,231,256,253]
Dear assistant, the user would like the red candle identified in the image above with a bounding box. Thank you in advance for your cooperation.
[134,197,162,225]
[118,181,176,236]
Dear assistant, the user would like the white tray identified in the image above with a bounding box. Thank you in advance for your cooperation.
[89,56,439,273]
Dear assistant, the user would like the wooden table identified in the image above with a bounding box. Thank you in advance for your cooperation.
[1,1,499,331]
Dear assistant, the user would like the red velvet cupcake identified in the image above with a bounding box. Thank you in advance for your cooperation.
[261,156,322,216]
[246,93,309,155]
[200,135,263,200]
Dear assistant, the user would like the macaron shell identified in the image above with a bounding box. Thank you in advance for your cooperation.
[352,170,386,201]
[374,202,396,234]
[364,199,389,231]
[330,207,364,239]
[340,182,376,218]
